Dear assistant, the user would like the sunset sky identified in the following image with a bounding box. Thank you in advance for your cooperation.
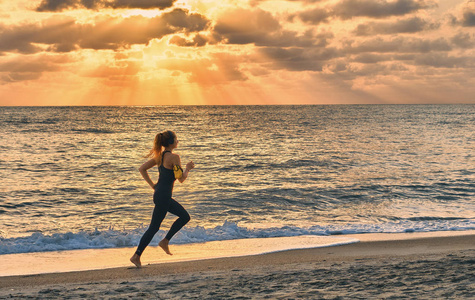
[0,0,474,105]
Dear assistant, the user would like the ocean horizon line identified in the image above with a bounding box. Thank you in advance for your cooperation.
[2,103,475,108]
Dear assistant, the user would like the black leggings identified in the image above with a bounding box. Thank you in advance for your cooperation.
[135,197,190,256]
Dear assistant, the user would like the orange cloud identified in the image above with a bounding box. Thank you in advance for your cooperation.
[0,9,209,54]
[36,0,176,11]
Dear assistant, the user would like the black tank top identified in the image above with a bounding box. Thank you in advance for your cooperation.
[155,150,176,198]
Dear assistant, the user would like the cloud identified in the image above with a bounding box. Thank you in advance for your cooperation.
[214,8,332,47]
[332,0,437,19]
[189,53,248,84]
[36,0,85,11]
[83,61,141,77]
[289,7,330,25]
[0,54,71,83]
[353,17,439,35]
[413,52,474,68]
[346,36,452,53]
[448,0,475,27]
[214,8,280,44]
[107,0,175,9]
[349,51,474,69]
[2,0,473,101]
[253,33,468,74]
[161,8,209,32]
[1,72,44,83]
[250,0,325,4]
[352,53,392,63]
[451,31,475,48]
[290,0,437,25]
[0,9,209,54]
[461,0,475,26]
[169,34,208,47]
[36,0,176,11]
[155,53,247,84]
[258,46,339,71]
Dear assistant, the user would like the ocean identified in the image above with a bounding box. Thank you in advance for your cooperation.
[0,105,474,255]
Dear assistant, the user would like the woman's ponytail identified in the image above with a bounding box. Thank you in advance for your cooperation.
[146,132,163,164]
[145,131,175,164]
[145,131,176,165]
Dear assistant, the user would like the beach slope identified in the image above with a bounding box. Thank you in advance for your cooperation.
[1,232,474,299]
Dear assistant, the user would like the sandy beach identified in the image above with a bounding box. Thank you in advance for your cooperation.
[0,232,474,299]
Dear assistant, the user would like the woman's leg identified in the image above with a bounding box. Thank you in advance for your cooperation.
[158,199,190,255]
[165,198,191,241]
[135,202,168,256]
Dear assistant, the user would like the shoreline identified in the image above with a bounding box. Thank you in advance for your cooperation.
[0,235,359,277]
[1,230,473,278]
[1,231,474,290]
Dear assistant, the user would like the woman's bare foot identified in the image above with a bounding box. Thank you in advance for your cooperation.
[159,239,173,255]
[130,253,142,268]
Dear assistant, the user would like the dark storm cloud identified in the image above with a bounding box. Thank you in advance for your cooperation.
[36,0,176,11]
[0,9,209,54]
[214,8,332,47]
[332,0,436,19]
[353,17,439,36]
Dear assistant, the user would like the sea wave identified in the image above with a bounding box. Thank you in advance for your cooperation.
[1,220,474,255]
[71,128,115,134]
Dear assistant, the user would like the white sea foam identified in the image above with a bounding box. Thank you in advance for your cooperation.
[1,220,474,255]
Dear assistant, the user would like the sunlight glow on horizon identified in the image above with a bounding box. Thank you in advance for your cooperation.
[0,0,474,105]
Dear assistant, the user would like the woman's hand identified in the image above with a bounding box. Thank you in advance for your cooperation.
[186,161,195,171]
[178,161,194,183]
[139,159,157,190]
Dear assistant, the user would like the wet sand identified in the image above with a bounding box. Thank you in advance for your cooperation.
[1,232,474,299]
[0,235,358,277]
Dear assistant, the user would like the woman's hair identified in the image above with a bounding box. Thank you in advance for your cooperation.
[146,131,176,164]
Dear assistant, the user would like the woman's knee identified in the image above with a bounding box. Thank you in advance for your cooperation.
[182,213,191,224]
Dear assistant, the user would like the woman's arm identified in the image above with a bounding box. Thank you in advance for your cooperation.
[176,155,194,183]
[139,158,157,189]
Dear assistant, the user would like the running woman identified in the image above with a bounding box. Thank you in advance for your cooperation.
[130,130,195,268]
